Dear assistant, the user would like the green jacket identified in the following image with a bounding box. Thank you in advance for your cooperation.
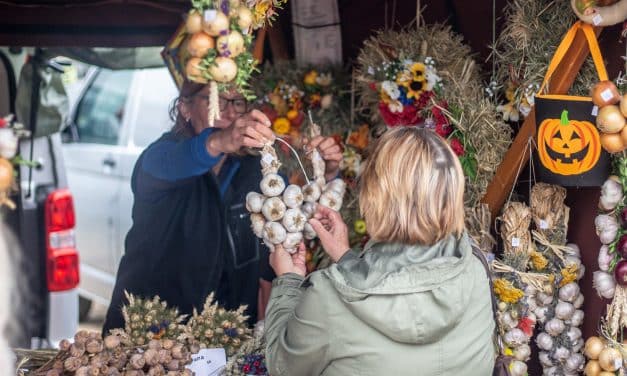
[264,232,495,376]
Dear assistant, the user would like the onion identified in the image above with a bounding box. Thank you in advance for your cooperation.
[186,11,203,34]
[584,337,605,360]
[216,31,245,58]
[618,234,627,258]
[598,347,622,372]
[597,105,626,134]
[185,57,207,83]
[237,6,253,31]
[600,132,625,153]
[621,125,627,148]
[584,360,601,376]
[208,57,238,83]
[614,260,627,286]
[620,93,627,117]
[202,11,229,37]
[591,80,621,108]
[0,158,13,190]
[187,32,215,58]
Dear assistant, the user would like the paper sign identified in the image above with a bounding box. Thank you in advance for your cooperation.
[593,14,603,26]
[186,348,227,376]
[511,237,520,247]
[592,105,599,116]
[204,9,217,22]
[539,219,549,229]
[601,89,614,102]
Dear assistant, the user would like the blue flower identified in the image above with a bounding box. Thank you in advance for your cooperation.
[225,328,238,337]
[149,325,160,334]
[398,87,413,106]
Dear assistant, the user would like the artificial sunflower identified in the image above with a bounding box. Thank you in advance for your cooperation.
[410,62,426,81]
[272,117,291,135]
[402,79,428,100]
[253,1,272,26]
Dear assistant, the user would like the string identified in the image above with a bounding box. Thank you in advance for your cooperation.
[274,137,311,185]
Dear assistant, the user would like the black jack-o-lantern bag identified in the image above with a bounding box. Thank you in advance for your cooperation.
[534,21,610,186]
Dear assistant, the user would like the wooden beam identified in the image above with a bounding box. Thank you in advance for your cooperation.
[253,27,268,62]
[267,20,289,60]
[480,25,603,219]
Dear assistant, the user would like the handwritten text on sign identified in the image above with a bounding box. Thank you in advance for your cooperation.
[186,348,227,376]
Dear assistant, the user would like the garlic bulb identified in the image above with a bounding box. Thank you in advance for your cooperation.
[503,328,527,347]
[566,327,582,342]
[595,214,619,245]
[555,301,575,320]
[262,197,286,222]
[572,338,584,353]
[537,292,554,306]
[564,353,585,372]
[565,243,581,258]
[570,310,584,327]
[559,282,580,302]
[260,173,285,197]
[263,222,287,245]
[301,202,316,219]
[524,285,537,296]
[535,306,549,322]
[0,129,17,159]
[545,318,565,336]
[246,192,264,213]
[593,270,616,299]
[542,365,558,376]
[598,245,612,272]
[600,178,623,211]
[497,302,507,311]
[508,360,527,376]
[500,311,518,330]
[250,213,265,238]
[304,222,317,240]
[283,232,303,252]
[302,182,321,203]
[263,235,275,252]
[554,346,571,360]
[282,208,306,233]
[573,293,584,309]
[324,178,346,196]
[513,344,531,361]
[539,352,553,367]
[536,332,554,351]
[283,185,304,209]
[319,191,343,211]
[526,296,538,311]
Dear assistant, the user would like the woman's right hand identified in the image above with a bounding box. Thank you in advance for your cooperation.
[309,205,350,262]
[207,109,274,155]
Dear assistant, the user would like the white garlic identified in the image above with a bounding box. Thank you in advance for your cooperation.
[535,306,549,322]
[283,232,303,252]
[503,328,527,347]
[324,178,346,196]
[593,270,616,299]
[260,173,285,197]
[539,352,553,367]
[595,214,619,245]
[497,302,508,311]
[571,338,584,353]
[598,245,612,272]
[573,292,584,309]
[565,243,581,258]
[262,197,287,222]
[263,222,287,245]
[282,208,306,233]
[282,185,304,209]
[545,318,565,336]
[537,292,554,306]
[513,344,531,361]
[508,360,527,376]
[559,282,580,302]
[577,263,585,280]
[246,192,265,213]
[564,353,585,372]
[536,332,554,351]
[302,182,321,203]
[250,213,265,238]
[0,129,17,159]
[542,366,558,376]
[499,311,518,330]
[554,346,570,360]
[600,178,623,211]
[524,285,537,296]
[526,297,538,311]
[565,327,582,342]
[263,235,275,252]
[319,190,343,211]
[555,301,575,320]
[304,222,317,240]
[301,202,316,219]
[564,256,582,270]
[570,310,584,327]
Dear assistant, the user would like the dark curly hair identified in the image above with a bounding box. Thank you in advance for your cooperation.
[169,80,206,138]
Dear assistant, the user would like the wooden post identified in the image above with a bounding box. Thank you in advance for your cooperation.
[253,27,267,62]
[480,25,603,220]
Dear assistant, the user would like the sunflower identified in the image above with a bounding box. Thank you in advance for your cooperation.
[409,62,426,81]
[401,79,428,100]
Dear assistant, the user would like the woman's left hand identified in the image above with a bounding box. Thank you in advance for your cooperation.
[269,243,307,277]
[304,136,343,181]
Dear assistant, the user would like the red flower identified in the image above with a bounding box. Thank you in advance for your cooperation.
[378,102,421,127]
[0,118,6,128]
[434,119,452,138]
[242,365,251,373]
[517,316,535,337]
[449,137,464,156]
[369,82,378,91]
[415,91,434,109]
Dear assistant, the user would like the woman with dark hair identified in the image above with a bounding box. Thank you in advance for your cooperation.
[103,81,342,332]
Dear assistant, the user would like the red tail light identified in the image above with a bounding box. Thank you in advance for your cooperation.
[45,189,79,292]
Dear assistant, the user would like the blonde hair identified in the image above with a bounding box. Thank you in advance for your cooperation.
[359,127,465,245]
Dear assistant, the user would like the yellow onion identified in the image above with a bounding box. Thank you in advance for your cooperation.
[584,360,601,376]
[208,57,238,83]
[237,6,253,32]
[202,11,230,37]
[620,94,627,117]
[186,11,203,34]
[597,105,626,133]
[600,372,617,376]
[185,57,208,83]
[584,337,605,360]
[598,347,622,372]
[0,158,13,191]
[216,31,245,58]
[600,132,625,153]
[591,81,621,107]
[187,32,215,58]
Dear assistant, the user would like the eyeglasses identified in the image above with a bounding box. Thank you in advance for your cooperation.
[194,95,248,114]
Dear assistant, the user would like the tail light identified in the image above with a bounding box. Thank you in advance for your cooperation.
[45,189,79,292]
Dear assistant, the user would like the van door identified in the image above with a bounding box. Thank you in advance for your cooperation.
[61,68,135,304]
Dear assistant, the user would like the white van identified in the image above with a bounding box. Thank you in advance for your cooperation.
[61,66,178,318]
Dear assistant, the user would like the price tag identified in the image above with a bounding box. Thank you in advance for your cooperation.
[204,9,217,22]
[186,348,226,376]
[262,153,275,165]
[593,14,603,26]
[601,88,614,102]
[511,237,520,247]
[539,219,549,230]
[591,105,599,116]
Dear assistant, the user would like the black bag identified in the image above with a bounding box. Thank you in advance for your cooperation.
[533,21,610,186]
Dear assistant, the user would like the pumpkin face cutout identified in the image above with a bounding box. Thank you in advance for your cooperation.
[537,110,601,176]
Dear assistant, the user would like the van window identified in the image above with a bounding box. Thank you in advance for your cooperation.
[74,69,133,145]
[132,69,178,148]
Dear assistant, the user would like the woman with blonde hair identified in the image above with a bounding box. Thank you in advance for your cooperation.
[264,127,495,375]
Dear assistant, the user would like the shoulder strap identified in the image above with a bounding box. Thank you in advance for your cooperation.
[471,245,499,323]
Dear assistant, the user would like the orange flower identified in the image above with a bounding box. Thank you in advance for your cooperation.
[272,117,291,135]
[347,124,370,150]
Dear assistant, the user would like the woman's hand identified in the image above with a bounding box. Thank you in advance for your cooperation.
[269,244,307,277]
[207,109,275,155]
[303,136,342,181]
[308,205,350,262]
